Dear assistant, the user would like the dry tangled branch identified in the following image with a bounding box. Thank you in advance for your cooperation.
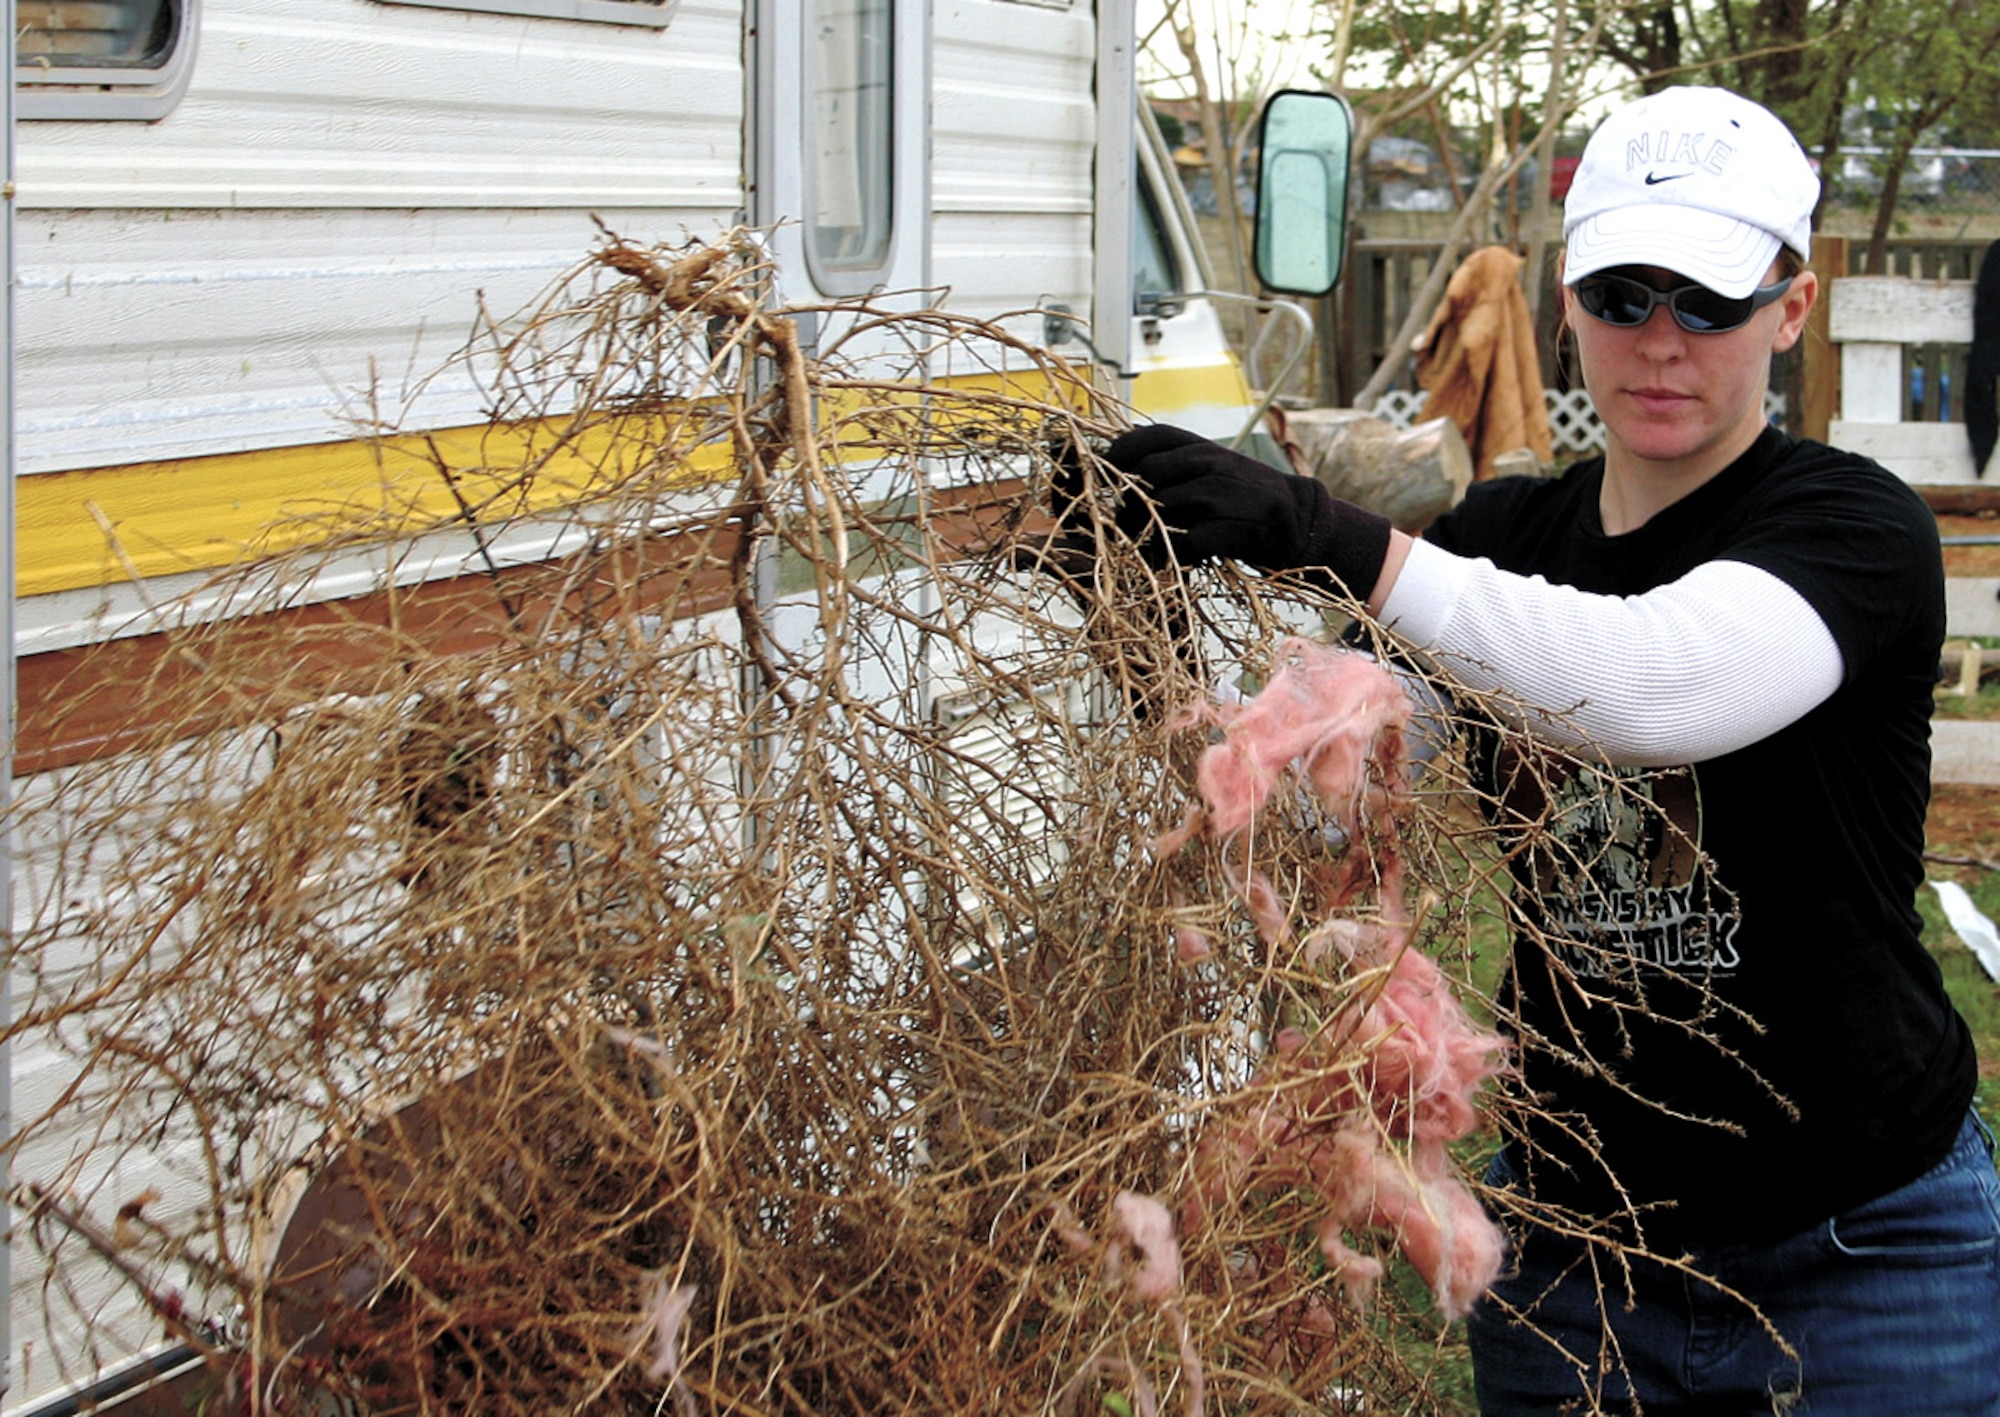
[5,229,1767,1415]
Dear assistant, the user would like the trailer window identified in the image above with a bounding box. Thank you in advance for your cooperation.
[20,0,173,65]
[806,0,895,284]
[1133,177,1184,303]
[17,0,198,117]
[376,0,676,26]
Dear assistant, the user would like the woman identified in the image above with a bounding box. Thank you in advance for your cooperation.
[1106,86,2000,1413]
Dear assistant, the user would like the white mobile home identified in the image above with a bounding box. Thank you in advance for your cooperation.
[7,0,1279,1409]
[13,0,1265,669]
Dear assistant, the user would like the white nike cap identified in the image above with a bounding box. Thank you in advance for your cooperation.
[1563,86,1821,298]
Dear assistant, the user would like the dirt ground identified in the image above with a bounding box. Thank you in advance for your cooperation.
[1929,783,2000,862]
[1940,511,2000,577]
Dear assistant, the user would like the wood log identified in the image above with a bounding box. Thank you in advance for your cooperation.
[1923,484,2000,516]
[1284,408,1478,533]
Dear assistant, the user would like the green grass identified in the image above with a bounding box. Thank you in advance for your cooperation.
[1935,674,2000,722]
[1916,863,2000,1136]
[1375,1259,1481,1415]
[1926,630,2000,1127]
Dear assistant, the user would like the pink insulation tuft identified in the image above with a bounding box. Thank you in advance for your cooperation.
[1167,641,1508,1322]
[1190,643,1413,841]
[1222,851,1294,950]
[632,1273,701,1414]
[1169,891,1215,964]
[1049,1193,1207,1416]
[1174,925,1214,964]
[1150,803,1206,861]
[1108,1190,1185,1305]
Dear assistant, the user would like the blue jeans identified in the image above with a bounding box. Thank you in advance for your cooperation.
[1466,1111,2000,1415]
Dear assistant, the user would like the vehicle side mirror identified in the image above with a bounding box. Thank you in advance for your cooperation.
[1253,90,1354,297]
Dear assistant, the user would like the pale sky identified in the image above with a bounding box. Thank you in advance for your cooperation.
[1135,0,1621,135]
[1135,0,1326,100]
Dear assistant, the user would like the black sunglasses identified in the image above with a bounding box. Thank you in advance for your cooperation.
[1573,271,1794,334]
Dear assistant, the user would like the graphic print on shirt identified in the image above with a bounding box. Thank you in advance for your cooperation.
[1486,743,1742,985]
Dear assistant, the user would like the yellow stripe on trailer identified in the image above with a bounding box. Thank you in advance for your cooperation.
[15,419,732,597]
[16,367,1093,598]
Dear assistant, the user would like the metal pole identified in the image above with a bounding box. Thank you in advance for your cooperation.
[3,0,19,1398]
[1091,0,1136,385]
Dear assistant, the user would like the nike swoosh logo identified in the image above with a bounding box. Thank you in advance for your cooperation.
[1644,171,1689,185]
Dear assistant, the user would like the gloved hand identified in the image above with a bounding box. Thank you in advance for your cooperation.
[1103,424,1394,597]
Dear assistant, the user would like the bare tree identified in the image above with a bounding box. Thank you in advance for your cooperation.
[1316,0,1613,406]
[1147,0,1305,297]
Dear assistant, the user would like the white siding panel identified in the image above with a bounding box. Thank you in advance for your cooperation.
[16,0,751,474]
[929,211,1089,336]
[8,1045,222,1403]
[7,757,247,1414]
[931,0,1094,215]
[18,206,741,473]
[7,605,753,1410]
[19,0,746,210]
[929,0,1095,326]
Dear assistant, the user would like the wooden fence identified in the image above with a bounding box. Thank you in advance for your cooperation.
[1819,259,1999,784]
[1317,236,1994,418]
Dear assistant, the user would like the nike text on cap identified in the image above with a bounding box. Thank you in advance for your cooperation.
[1562,86,1821,299]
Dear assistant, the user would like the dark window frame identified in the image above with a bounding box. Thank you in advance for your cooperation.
[17,0,200,120]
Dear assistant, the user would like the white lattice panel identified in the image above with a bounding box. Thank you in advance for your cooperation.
[1544,389,1605,453]
[1371,389,1428,429]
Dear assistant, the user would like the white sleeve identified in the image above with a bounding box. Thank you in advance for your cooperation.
[1376,538,1846,766]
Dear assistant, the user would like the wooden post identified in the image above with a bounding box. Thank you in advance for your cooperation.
[1348,245,1378,408]
[1318,286,1345,407]
[1800,235,1845,445]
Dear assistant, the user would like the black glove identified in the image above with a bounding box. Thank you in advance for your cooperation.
[1104,424,1393,596]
